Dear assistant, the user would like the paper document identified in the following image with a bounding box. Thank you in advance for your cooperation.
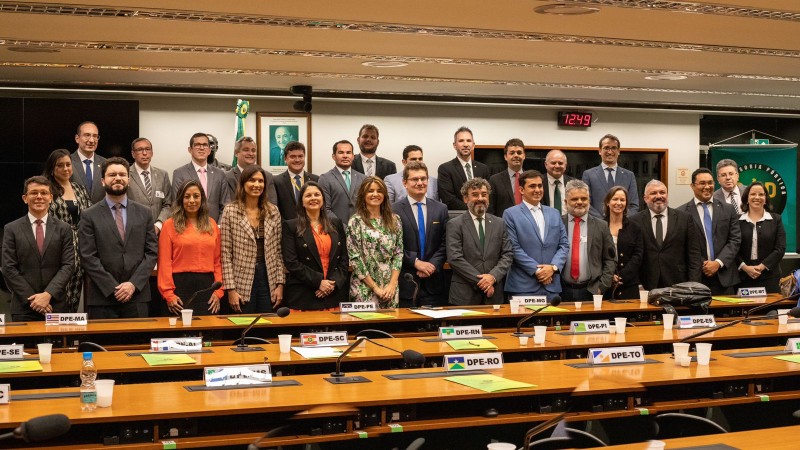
[445,374,536,393]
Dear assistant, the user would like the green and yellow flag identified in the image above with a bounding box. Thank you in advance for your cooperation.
[233,99,250,167]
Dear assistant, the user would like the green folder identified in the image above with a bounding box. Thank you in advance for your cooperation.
[349,312,395,320]
[446,339,498,350]
[142,353,197,366]
[0,360,43,373]
[228,317,272,326]
[445,374,536,393]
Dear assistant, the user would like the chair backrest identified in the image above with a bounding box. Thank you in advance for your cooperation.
[355,329,394,339]
[78,342,107,352]
[654,412,728,439]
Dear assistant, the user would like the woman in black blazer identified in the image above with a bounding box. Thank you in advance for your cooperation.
[603,186,643,300]
[281,181,349,310]
[737,182,786,293]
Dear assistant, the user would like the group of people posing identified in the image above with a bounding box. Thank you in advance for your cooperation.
[1,122,786,321]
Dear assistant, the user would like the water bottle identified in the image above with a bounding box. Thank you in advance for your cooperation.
[80,351,97,411]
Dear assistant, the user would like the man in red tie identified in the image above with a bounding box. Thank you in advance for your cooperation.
[488,138,526,216]
[559,180,616,302]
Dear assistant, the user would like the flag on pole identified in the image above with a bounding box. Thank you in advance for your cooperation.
[233,99,250,167]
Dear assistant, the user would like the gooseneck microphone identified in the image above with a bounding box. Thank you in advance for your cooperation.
[513,296,561,337]
[679,307,800,343]
[404,273,420,308]
[183,281,223,308]
[0,414,71,442]
[325,336,425,384]
[743,292,800,319]
[231,307,290,352]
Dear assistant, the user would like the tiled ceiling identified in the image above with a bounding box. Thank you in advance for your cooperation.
[1,0,799,112]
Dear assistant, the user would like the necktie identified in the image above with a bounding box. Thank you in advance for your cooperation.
[114,203,125,241]
[366,159,374,177]
[655,214,664,246]
[513,172,521,205]
[142,170,153,197]
[465,163,473,180]
[571,217,581,280]
[198,168,208,194]
[553,179,562,213]
[343,170,351,191]
[606,167,614,187]
[701,202,714,260]
[84,159,93,193]
[729,192,740,215]
[477,216,485,249]
[34,219,44,255]
[293,174,302,202]
[416,202,426,259]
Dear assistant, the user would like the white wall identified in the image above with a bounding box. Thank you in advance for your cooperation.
[139,96,701,205]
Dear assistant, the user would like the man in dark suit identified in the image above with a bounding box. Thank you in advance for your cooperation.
[2,176,74,321]
[392,161,448,307]
[542,149,573,214]
[79,157,158,319]
[319,140,366,224]
[224,136,277,204]
[351,124,397,180]
[680,168,742,295]
[559,180,616,301]
[127,137,172,236]
[488,138,525,217]
[582,134,639,218]
[438,126,490,210]
[634,180,702,290]
[446,177,512,305]
[503,170,569,298]
[275,141,319,220]
[713,158,744,215]
[70,121,107,204]
[172,132,231,221]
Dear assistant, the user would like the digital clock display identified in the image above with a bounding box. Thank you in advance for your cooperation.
[558,111,593,128]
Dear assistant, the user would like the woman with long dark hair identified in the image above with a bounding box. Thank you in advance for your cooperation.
[603,186,643,300]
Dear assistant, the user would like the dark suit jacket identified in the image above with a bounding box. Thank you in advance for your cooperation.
[78,199,158,306]
[488,170,515,217]
[274,171,319,221]
[282,217,349,310]
[352,154,397,180]
[2,216,74,316]
[737,213,786,286]
[542,174,574,211]
[172,163,231,221]
[392,197,449,301]
[225,166,277,207]
[561,215,616,295]
[634,208,702,290]
[69,151,107,204]
[582,165,639,218]
[437,158,490,210]
[615,217,644,291]
[127,165,172,225]
[680,198,742,288]
[446,212,513,305]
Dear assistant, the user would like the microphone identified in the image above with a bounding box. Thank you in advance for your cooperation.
[404,273,420,308]
[183,281,223,308]
[231,308,290,352]
[679,307,800,343]
[325,336,425,384]
[0,414,71,442]
[512,296,561,337]
[744,292,800,319]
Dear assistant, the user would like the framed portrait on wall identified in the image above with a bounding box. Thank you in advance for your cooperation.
[256,112,312,175]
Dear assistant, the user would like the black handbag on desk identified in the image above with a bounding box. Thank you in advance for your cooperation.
[648,281,712,315]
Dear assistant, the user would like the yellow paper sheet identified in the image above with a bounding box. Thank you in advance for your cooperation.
[774,354,800,364]
[0,360,43,373]
[141,353,197,366]
[712,296,755,304]
[227,317,272,326]
[461,310,488,316]
[524,305,570,312]
[446,339,498,351]
[444,374,536,393]
[348,312,395,320]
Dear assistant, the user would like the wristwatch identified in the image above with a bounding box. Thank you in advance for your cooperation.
[551,265,558,272]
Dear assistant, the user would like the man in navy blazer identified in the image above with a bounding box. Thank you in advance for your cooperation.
[488,138,525,217]
[172,133,231,221]
[70,121,107,204]
[503,170,569,298]
[351,124,397,180]
[438,127,490,210]
[274,141,319,220]
[392,161,449,307]
[582,134,639,218]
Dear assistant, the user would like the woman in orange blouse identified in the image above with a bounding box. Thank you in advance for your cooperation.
[282,181,349,310]
[158,180,223,315]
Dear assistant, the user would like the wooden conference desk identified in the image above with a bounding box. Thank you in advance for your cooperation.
[601,424,800,449]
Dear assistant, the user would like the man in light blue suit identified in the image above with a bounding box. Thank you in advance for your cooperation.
[503,170,569,298]
[582,134,639,218]
[385,145,438,203]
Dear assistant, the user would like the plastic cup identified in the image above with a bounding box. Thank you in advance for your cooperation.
[679,355,692,367]
[614,317,627,334]
[180,309,193,326]
[593,295,603,309]
[96,379,115,407]
[518,336,529,346]
[168,317,177,326]
[533,326,547,344]
[487,443,516,450]
[778,309,791,325]
[278,334,292,353]
[646,440,666,450]
[673,342,690,365]
[639,290,649,304]
[37,343,52,364]
[509,299,521,314]
[695,342,712,365]
[493,304,501,311]
[662,313,674,330]
[574,301,582,310]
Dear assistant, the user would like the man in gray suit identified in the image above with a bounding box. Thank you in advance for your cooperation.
[2,176,74,321]
[79,157,158,319]
[70,121,107,204]
[172,132,231,221]
[126,138,172,235]
[225,136,277,204]
[385,145,439,203]
[560,180,616,301]
[582,134,639,218]
[319,140,366,224]
[446,177,513,305]
[713,158,744,215]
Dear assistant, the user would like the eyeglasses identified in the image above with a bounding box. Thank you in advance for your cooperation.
[407,177,428,184]
[133,147,153,154]
[192,143,210,149]
[601,146,619,151]
[80,133,99,140]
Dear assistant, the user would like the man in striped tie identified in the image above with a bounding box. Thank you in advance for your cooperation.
[127,137,173,236]
[713,159,744,215]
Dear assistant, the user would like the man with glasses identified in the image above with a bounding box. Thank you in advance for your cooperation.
[70,121,106,203]
[713,159,744,214]
[172,133,231,221]
[127,138,172,235]
[582,134,639,218]
[225,136,276,204]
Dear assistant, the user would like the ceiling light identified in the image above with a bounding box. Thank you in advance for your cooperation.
[534,4,600,15]
[645,74,688,81]
[361,61,408,68]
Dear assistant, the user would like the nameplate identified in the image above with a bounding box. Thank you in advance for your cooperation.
[0,345,24,360]
[444,352,503,371]
[340,302,377,312]
[45,313,87,326]
[570,320,610,333]
[439,325,483,340]
[205,364,272,386]
[0,385,8,404]
[300,332,348,347]
[510,296,547,305]
[0,314,5,326]
[587,346,646,366]
[737,287,767,297]
[151,337,203,353]
[678,315,717,329]
[785,338,800,354]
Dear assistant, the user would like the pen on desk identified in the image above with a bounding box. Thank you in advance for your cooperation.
[468,341,480,347]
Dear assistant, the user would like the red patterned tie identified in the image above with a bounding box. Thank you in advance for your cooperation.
[571,217,581,280]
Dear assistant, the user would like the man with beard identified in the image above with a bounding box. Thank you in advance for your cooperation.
[633,180,702,290]
[446,177,513,305]
[79,157,158,319]
[488,138,526,217]
[351,124,397,180]
[559,180,616,302]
